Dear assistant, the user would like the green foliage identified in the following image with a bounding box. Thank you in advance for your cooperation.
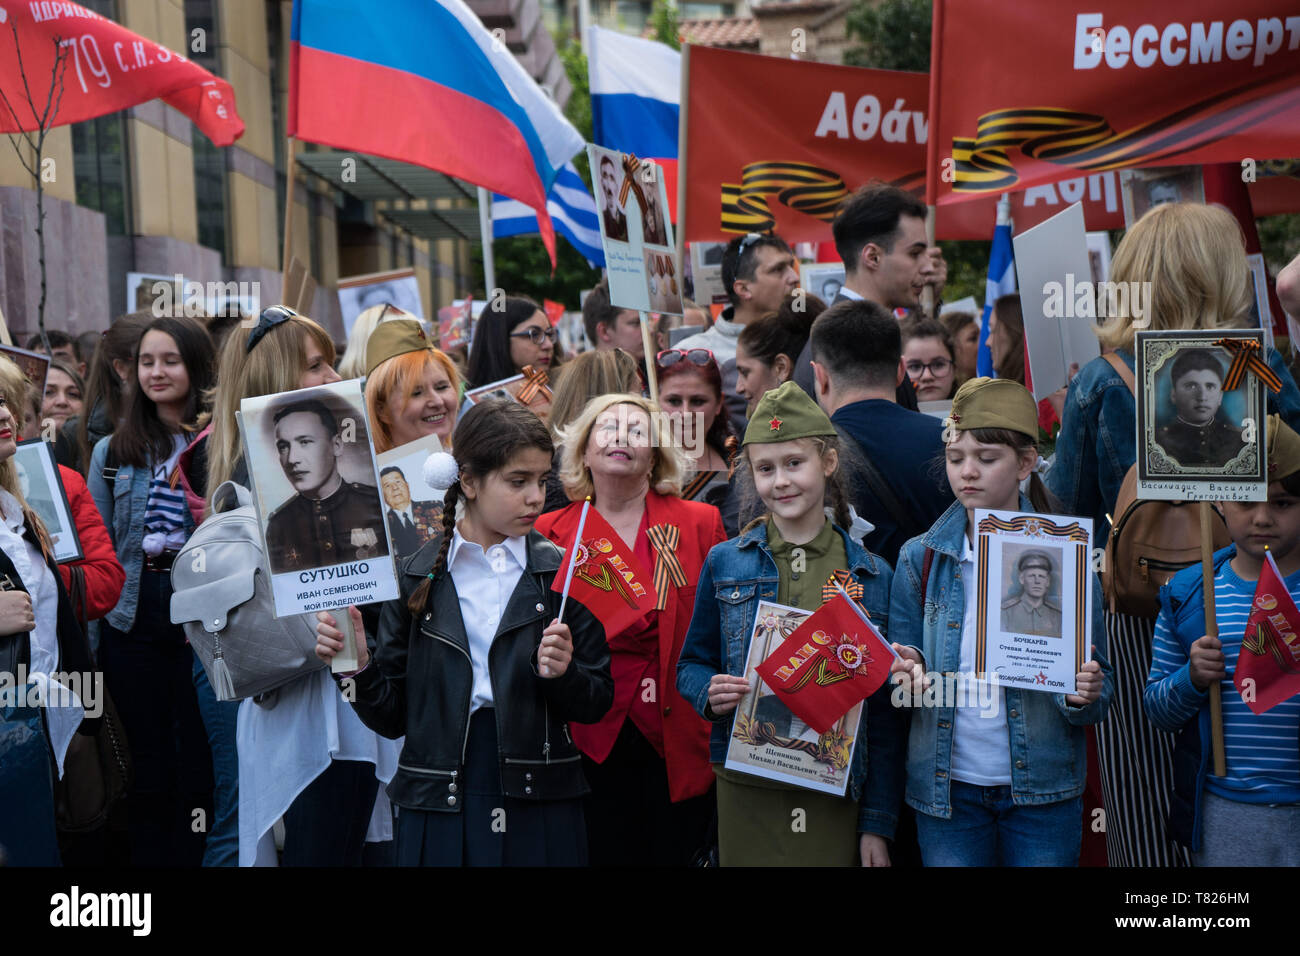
[1257,213,1300,276]
[844,0,931,71]
[649,0,681,50]
[938,239,991,304]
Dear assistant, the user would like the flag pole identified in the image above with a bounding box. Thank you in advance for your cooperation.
[675,43,690,279]
[639,312,659,404]
[920,204,937,317]
[1199,501,1227,776]
[477,186,497,297]
[556,496,593,625]
[281,135,297,279]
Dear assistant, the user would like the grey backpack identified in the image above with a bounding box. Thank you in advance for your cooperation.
[170,481,324,701]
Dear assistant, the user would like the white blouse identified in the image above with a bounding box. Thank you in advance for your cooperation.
[0,487,83,775]
[446,529,528,714]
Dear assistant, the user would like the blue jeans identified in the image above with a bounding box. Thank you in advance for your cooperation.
[915,781,1082,866]
[192,652,240,867]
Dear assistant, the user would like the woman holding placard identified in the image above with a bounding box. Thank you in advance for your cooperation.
[1048,202,1300,867]
[88,315,215,867]
[536,394,724,865]
[889,377,1113,866]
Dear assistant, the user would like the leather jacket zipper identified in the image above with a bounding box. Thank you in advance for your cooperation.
[427,631,474,766]
[544,699,551,764]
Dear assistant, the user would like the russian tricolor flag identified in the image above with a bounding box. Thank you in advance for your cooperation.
[289,0,584,265]
[589,25,680,218]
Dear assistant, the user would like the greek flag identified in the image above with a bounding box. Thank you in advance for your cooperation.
[978,197,1016,377]
[492,162,605,268]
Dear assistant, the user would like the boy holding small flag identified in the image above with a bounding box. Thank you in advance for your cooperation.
[1145,415,1300,865]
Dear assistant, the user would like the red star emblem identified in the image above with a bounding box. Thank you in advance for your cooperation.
[1036,671,1048,685]
[769,416,783,432]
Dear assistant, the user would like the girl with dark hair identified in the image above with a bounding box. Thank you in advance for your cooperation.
[734,294,820,416]
[901,319,958,403]
[466,296,558,387]
[87,314,216,866]
[315,399,613,866]
[656,348,740,537]
[56,310,153,472]
[987,294,1025,385]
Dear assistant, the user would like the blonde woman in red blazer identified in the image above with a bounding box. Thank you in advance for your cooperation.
[537,392,725,866]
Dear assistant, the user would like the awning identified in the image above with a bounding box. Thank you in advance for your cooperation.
[294,149,481,242]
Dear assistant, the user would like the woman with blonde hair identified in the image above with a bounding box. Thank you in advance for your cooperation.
[1049,201,1300,867]
[535,393,724,865]
[337,302,409,380]
[0,356,101,865]
[542,347,642,512]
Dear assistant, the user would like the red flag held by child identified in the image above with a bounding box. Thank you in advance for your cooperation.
[551,504,657,637]
[1235,551,1300,715]
[755,590,894,735]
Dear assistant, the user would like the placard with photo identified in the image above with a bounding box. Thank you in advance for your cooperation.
[973,510,1094,695]
[376,434,445,560]
[0,345,49,399]
[461,369,553,424]
[238,379,398,618]
[1120,165,1205,227]
[587,145,682,316]
[15,440,82,564]
[724,600,862,796]
[337,268,425,336]
[799,262,845,305]
[1135,329,1268,502]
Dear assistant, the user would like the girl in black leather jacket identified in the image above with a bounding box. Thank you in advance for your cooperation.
[316,400,612,866]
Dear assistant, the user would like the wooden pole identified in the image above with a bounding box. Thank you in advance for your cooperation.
[639,311,659,404]
[281,136,297,281]
[920,204,937,317]
[0,300,11,347]
[1199,501,1227,777]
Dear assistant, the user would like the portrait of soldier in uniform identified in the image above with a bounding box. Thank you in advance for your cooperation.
[598,152,628,243]
[265,398,389,573]
[1000,548,1062,639]
[380,465,442,557]
[1154,348,1244,468]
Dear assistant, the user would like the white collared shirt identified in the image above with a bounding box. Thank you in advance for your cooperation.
[950,534,1012,786]
[446,528,528,713]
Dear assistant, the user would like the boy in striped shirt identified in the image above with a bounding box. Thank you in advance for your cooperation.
[1144,415,1300,865]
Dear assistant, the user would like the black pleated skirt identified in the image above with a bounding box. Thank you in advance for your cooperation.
[395,708,587,867]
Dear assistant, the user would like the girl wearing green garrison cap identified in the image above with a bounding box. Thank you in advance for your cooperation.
[677,381,906,866]
[887,377,1114,866]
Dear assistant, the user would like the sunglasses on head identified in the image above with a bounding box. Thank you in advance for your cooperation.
[737,232,765,256]
[656,348,714,369]
[246,305,299,354]
[509,326,559,346]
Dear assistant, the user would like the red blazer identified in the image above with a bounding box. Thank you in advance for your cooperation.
[56,464,125,622]
[536,490,726,802]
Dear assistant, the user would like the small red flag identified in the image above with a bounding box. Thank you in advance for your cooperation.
[1235,551,1300,715]
[543,299,566,326]
[755,590,895,735]
[551,504,658,636]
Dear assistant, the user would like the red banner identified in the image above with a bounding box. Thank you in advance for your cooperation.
[1235,552,1300,714]
[754,591,892,735]
[551,504,658,638]
[683,46,927,244]
[0,1,243,146]
[928,1,1300,209]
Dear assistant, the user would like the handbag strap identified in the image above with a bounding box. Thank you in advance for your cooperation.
[1104,352,1136,396]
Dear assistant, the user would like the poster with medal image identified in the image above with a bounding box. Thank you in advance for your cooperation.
[587,144,683,316]
[973,510,1093,695]
[724,600,862,796]
[239,378,398,618]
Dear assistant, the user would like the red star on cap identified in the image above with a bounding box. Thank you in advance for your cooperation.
[769,416,783,432]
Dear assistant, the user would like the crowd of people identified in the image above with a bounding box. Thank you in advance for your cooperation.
[3,181,1300,869]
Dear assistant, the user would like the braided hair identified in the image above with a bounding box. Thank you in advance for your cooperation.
[406,399,554,613]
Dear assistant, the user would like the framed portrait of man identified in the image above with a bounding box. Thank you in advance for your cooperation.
[239,379,399,618]
[1136,329,1268,502]
[15,440,82,564]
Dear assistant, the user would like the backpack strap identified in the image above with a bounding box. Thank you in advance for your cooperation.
[101,443,120,483]
[1104,352,1136,396]
[920,547,934,603]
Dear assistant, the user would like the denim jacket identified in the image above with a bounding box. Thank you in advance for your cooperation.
[88,435,197,632]
[888,497,1113,819]
[1050,347,1300,534]
[676,519,905,838]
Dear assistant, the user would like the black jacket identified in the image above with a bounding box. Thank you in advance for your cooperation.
[0,519,100,738]
[346,529,612,812]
